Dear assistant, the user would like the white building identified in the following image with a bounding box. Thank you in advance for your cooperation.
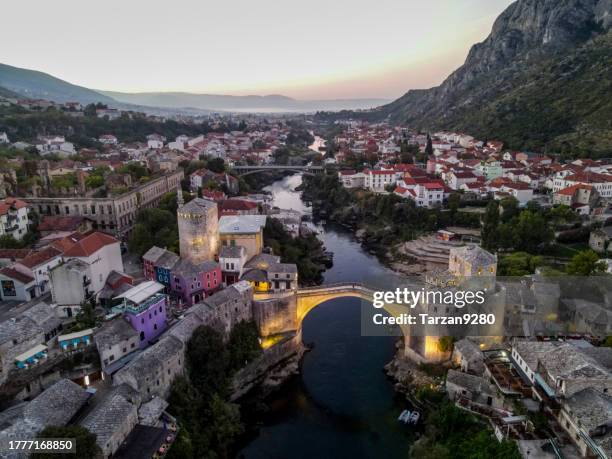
[552,171,612,198]
[446,171,478,190]
[0,198,30,240]
[338,170,366,188]
[49,259,94,318]
[0,132,9,144]
[62,231,123,293]
[364,169,396,192]
[219,245,248,285]
[495,183,534,206]
[35,135,76,157]
[146,134,165,150]
[98,134,118,145]
[14,246,64,295]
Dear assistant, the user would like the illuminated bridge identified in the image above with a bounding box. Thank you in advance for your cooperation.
[253,283,447,363]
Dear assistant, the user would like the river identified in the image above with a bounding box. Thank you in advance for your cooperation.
[238,174,414,458]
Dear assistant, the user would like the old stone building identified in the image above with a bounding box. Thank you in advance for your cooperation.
[20,171,183,237]
[177,197,219,264]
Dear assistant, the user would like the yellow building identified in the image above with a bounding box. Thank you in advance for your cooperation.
[218,215,266,261]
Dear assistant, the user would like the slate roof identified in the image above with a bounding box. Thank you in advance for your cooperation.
[267,263,298,274]
[115,335,183,388]
[180,197,217,213]
[142,246,166,263]
[446,369,495,395]
[80,393,136,449]
[564,388,612,456]
[219,245,246,259]
[26,379,89,425]
[218,215,266,234]
[95,317,139,347]
[451,244,496,266]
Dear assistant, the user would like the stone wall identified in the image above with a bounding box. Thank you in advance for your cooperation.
[230,330,303,401]
[253,296,298,337]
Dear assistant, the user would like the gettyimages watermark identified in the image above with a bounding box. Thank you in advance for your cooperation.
[356,275,612,338]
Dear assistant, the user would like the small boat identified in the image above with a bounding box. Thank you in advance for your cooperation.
[398,410,411,423]
[409,411,420,425]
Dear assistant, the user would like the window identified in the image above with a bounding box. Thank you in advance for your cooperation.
[131,342,135,348]
[140,331,145,341]
[154,324,158,330]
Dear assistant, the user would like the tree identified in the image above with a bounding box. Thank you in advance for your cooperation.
[227,320,262,372]
[448,193,461,216]
[33,425,100,459]
[481,200,500,250]
[498,252,543,276]
[206,394,243,455]
[425,134,433,156]
[186,326,230,397]
[500,197,519,222]
[207,157,225,173]
[0,234,21,249]
[566,249,607,276]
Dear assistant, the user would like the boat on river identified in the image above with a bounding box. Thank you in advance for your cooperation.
[398,410,411,423]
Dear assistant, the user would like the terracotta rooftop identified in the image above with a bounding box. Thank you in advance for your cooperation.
[18,246,62,269]
[0,198,28,215]
[62,231,119,257]
[0,266,34,284]
[38,215,90,232]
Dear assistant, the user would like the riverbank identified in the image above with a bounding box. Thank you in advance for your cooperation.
[300,173,482,278]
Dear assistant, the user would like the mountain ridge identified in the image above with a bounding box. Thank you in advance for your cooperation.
[371,0,612,155]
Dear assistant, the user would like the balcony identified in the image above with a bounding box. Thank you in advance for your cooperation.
[113,293,167,315]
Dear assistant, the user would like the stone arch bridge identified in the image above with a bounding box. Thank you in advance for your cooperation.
[252,283,446,363]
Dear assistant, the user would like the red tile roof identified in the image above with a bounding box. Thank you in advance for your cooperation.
[0,198,28,215]
[556,183,593,196]
[62,231,119,258]
[0,249,32,260]
[18,246,62,269]
[38,215,89,232]
[0,267,34,284]
[220,199,258,212]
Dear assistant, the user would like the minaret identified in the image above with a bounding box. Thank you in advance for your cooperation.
[176,185,184,208]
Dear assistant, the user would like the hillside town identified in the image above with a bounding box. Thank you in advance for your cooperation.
[0,89,610,459]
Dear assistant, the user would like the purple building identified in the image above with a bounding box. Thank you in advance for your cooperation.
[170,259,222,307]
[113,281,168,348]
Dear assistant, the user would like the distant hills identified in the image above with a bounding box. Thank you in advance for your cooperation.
[100,90,389,112]
[0,63,116,105]
[0,63,388,113]
[373,0,612,156]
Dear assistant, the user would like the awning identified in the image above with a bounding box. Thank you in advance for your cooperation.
[15,344,47,362]
[58,329,93,342]
[534,373,556,398]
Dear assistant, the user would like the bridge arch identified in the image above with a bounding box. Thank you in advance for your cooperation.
[253,284,447,363]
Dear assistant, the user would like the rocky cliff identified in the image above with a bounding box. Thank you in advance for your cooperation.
[376,0,612,156]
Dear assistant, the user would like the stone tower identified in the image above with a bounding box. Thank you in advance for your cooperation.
[178,198,219,264]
